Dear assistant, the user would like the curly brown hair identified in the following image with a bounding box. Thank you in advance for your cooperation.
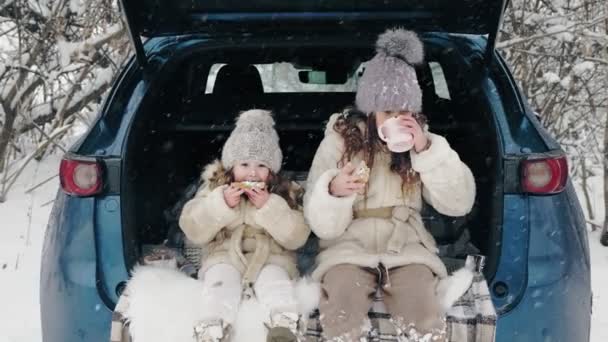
[333,107,428,190]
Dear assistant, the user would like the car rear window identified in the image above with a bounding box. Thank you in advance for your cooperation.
[205,61,452,98]
[205,63,359,93]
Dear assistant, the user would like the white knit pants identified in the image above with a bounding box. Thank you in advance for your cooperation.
[198,263,298,325]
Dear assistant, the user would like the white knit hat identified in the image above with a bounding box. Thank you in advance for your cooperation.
[356,28,425,114]
[221,109,283,172]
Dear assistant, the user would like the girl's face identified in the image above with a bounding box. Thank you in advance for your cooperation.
[232,160,271,183]
[375,111,412,127]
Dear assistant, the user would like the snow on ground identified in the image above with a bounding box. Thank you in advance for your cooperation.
[576,175,608,342]
[590,229,608,342]
[0,153,606,341]
[0,153,60,342]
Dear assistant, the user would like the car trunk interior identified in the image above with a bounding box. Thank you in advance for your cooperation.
[121,39,502,278]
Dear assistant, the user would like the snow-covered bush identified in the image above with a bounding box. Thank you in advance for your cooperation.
[0,0,128,201]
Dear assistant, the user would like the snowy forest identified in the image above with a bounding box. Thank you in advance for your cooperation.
[0,0,607,340]
[0,0,127,201]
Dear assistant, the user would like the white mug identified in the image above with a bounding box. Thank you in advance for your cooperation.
[378,117,414,153]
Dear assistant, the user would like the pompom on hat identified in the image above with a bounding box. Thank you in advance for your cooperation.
[356,28,425,114]
[221,109,283,172]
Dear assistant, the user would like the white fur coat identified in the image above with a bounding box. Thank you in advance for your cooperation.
[303,113,476,281]
[179,161,310,280]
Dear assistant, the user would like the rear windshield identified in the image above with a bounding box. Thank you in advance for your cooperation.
[205,63,360,93]
[205,62,452,97]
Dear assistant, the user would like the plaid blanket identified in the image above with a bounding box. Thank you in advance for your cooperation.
[110,274,495,342]
[301,274,495,342]
[444,274,496,342]
[111,246,495,342]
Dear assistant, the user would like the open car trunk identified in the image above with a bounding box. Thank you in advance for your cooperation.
[120,35,502,279]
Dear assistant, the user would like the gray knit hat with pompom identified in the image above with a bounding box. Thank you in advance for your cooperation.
[221,109,283,172]
[356,28,425,114]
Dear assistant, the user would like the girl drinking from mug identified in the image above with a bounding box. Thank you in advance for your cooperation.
[304,28,476,342]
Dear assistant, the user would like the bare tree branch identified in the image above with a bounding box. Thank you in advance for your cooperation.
[498,14,608,49]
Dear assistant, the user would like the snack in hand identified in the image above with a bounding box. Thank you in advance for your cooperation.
[232,181,266,190]
[354,161,370,183]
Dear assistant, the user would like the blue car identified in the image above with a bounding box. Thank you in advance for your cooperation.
[40,0,591,341]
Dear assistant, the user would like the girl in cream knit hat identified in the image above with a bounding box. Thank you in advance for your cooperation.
[180,109,311,342]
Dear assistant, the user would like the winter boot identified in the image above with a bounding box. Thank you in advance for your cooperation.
[392,322,446,342]
[266,311,301,342]
[267,326,298,342]
[193,319,230,342]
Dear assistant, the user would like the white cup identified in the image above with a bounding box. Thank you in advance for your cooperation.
[378,117,414,153]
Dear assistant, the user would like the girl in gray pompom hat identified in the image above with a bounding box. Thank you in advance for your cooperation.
[179,109,311,342]
[304,29,477,341]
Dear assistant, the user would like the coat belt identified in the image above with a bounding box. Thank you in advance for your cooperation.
[228,225,271,286]
[353,206,395,219]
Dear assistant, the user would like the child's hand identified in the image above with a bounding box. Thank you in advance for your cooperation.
[398,113,429,153]
[329,162,366,197]
[224,185,244,208]
[245,187,270,209]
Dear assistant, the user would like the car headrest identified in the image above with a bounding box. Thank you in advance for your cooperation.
[212,64,264,95]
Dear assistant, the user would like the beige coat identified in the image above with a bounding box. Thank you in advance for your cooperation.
[179,161,310,282]
[304,114,476,281]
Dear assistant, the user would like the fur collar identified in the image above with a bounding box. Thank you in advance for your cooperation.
[200,160,232,189]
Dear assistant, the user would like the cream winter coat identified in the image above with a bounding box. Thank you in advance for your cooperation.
[304,114,476,281]
[179,161,311,281]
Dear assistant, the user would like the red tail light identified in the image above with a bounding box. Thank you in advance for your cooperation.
[59,157,103,196]
[521,155,568,194]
